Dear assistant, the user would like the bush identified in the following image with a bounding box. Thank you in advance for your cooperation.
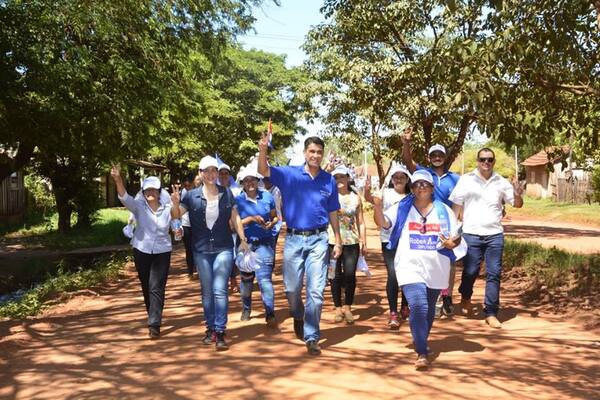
[24,172,55,214]
[591,165,600,204]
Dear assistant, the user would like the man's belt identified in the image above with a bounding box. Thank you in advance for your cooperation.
[287,226,328,236]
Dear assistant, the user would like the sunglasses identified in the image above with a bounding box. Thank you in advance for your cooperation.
[411,181,433,189]
[420,217,427,234]
[478,157,495,163]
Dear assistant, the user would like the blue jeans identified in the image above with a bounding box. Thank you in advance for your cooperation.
[240,243,275,316]
[194,250,233,332]
[459,233,504,316]
[402,283,440,356]
[282,231,329,342]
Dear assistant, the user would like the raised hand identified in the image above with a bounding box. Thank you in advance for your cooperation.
[171,184,181,205]
[371,188,384,208]
[512,179,525,196]
[401,126,413,144]
[110,164,121,179]
[258,131,269,152]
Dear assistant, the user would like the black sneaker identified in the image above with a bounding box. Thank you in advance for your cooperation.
[442,295,455,316]
[293,319,304,340]
[148,326,160,340]
[201,329,216,345]
[305,340,321,356]
[266,313,278,329]
[240,309,251,321]
[215,331,229,351]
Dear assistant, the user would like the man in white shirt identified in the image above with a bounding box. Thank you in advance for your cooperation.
[449,148,524,329]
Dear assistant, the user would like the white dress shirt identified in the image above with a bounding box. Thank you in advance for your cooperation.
[449,170,515,236]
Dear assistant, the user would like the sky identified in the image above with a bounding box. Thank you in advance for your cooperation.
[239,0,325,68]
[239,1,327,156]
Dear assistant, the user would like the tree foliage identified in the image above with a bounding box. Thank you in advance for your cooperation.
[302,0,599,178]
[0,0,271,230]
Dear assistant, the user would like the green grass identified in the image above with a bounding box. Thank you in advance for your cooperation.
[504,238,600,295]
[508,196,600,226]
[0,208,130,250]
[0,255,130,318]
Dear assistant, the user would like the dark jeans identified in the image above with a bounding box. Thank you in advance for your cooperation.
[183,226,194,274]
[402,283,440,356]
[381,243,408,313]
[459,233,505,316]
[328,243,359,307]
[133,248,171,328]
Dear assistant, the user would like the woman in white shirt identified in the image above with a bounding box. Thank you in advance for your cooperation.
[373,170,464,370]
[111,166,178,340]
[365,164,411,329]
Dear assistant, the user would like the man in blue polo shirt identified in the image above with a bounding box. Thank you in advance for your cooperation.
[258,134,342,356]
[402,127,460,316]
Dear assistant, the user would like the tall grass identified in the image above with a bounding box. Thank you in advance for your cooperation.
[504,239,600,295]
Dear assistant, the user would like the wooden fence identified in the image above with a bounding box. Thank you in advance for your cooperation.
[0,171,25,217]
[552,176,593,204]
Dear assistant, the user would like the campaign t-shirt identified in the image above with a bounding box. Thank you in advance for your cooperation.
[384,203,459,289]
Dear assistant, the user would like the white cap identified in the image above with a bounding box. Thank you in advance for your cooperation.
[219,163,231,172]
[331,165,350,177]
[141,176,161,190]
[428,144,446,155]
[238,168,262,181]
[199,155,218,171]
[387,164,412,181]
[411,170,434,185]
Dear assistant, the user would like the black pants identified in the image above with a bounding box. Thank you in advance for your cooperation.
[381,242,408,313]
[183,226,194,274]
[329,243,359,307]
[133,248,171,328]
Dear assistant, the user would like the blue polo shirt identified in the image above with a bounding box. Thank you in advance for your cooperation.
[235,189,275,241]
[270,164,340,230]
[416,164,460,207]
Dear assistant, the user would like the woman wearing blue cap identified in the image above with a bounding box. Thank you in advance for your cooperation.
[110,165,179,340]
[373,169,466,370]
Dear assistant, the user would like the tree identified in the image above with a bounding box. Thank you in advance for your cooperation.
[151,46,308,177]
[0,0,271,231]
[303,0,598,176]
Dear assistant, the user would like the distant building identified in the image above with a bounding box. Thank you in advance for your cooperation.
[521,146,591,202]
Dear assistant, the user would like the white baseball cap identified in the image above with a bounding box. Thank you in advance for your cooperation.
[387,164,412,180]
[428,144,446,155]
[199,156,218,171]
[238,168,262,181]
[410,170,434,185]
[331,165,350,177]
[219,163,231,172]
[141,176,161,191]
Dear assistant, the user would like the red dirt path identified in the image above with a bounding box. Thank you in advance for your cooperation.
[1,226,599,399]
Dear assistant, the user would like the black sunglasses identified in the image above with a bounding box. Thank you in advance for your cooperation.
[478,157,495,163]
[411,181,432,189]
[420,217,427,234]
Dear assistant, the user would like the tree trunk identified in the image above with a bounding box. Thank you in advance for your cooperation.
[446,114,474,167]
[595,2,600,30]
[369,119,387,184]
[54,190,72,233]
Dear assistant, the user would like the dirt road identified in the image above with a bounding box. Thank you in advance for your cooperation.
[1,227,599,399]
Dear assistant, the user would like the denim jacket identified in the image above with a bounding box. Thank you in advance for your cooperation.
[181,185,236,253]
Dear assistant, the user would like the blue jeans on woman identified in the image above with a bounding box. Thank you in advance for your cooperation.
[194,249,233,332]
[240,242,275,316]
[282,231,329,342]
[459,233,504,316]
[402,283,441,356]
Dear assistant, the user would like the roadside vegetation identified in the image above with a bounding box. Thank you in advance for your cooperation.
[1,208,130,250]
[507,196,600,227]
[0,255,130,318]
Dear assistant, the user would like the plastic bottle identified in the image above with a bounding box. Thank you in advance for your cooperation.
[171,219,183,241]
[327,257,337,280]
